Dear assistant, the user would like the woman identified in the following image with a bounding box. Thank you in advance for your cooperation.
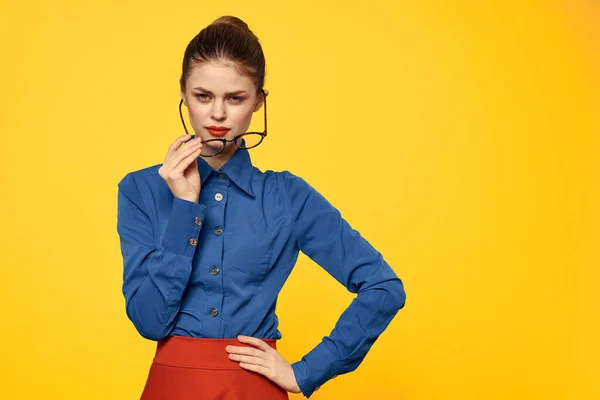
[116,15,406,399]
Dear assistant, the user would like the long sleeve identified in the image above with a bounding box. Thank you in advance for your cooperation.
[283,171,406,398]
[116,172,207,340]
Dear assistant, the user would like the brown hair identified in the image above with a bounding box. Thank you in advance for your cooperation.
[179,16,266,95]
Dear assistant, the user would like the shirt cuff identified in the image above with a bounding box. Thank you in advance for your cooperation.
[161,197,207,257]
[291,342,340,398]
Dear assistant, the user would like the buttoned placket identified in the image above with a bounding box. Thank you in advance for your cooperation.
[200,172,230,337]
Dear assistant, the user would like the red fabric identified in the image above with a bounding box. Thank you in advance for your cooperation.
[140,336,289,400]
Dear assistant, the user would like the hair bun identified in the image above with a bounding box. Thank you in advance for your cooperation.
[211,15,252,34]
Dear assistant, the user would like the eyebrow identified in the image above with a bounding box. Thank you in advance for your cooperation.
[192,86,248,95]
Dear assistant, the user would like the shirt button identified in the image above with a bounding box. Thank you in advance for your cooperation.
[189,238,198,246]
[214,227,223,236]
[211,267,220,276]
[194,217,203,226]
[215,193,223,201]
[210,308,219,317]
[218,173,226,180]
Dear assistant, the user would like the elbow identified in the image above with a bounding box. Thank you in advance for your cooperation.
[138,328,169,342]
[388,278,406,311]
[135,322,169,341]
[125,298,170,341]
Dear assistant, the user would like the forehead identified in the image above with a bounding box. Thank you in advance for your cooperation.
[186,61,255,93]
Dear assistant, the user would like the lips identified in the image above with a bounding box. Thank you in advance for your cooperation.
[206,126,230,137]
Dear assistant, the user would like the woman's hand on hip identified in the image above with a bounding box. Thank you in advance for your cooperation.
[158,134,203,203]
[226,335,302,394]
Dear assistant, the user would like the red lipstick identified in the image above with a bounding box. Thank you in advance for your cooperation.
[206,126,230,137]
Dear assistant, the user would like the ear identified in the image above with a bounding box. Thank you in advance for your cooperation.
[254,89,268,112]
[180,90,187,107]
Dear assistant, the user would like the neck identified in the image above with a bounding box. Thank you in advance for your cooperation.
[203,146,238,171]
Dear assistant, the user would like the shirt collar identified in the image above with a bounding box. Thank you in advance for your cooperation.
[197,148,255,198]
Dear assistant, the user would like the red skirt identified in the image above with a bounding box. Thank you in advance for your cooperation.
[140,336,289,400]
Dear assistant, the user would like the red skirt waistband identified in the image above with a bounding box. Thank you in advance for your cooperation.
[153,336,278,370]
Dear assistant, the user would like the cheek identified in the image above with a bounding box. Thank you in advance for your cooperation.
[231,109,254,126]
[188,107,207,121]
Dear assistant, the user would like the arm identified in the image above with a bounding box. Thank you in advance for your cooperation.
[283,171,406,398]
[116,172,207,340]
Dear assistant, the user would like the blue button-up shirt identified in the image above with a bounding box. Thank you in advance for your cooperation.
[116,147,406,398]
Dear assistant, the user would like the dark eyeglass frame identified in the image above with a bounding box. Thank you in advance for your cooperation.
[178,89,267,157]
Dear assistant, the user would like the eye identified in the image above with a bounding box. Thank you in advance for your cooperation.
[228,96,244,102]
[194,93,210,100]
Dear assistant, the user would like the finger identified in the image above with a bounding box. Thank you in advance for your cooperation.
[237,336,273,353]
[239,362,270,377]
[173,139,203,164]
[164,140,202,172]
[168,134,194,154]
[165,136,201,164]
[175,137,203,155]
[229,354,268,367]
[172,145,202,176]
[227,346,266,358]
[181,136,202,147]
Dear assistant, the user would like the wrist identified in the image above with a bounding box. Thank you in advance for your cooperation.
[177,196,199,204]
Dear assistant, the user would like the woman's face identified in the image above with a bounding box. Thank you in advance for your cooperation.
[180,61,266,157]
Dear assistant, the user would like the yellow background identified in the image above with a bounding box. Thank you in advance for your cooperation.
[0,0,597,399]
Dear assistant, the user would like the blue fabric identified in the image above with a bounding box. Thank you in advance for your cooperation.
[116,148,406,398]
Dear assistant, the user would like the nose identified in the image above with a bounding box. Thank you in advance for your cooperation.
[211,100,226,121]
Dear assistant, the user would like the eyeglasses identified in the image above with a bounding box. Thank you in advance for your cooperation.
[179,89,267,157]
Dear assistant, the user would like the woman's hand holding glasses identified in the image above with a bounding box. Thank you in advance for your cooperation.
[158,134,203,203]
